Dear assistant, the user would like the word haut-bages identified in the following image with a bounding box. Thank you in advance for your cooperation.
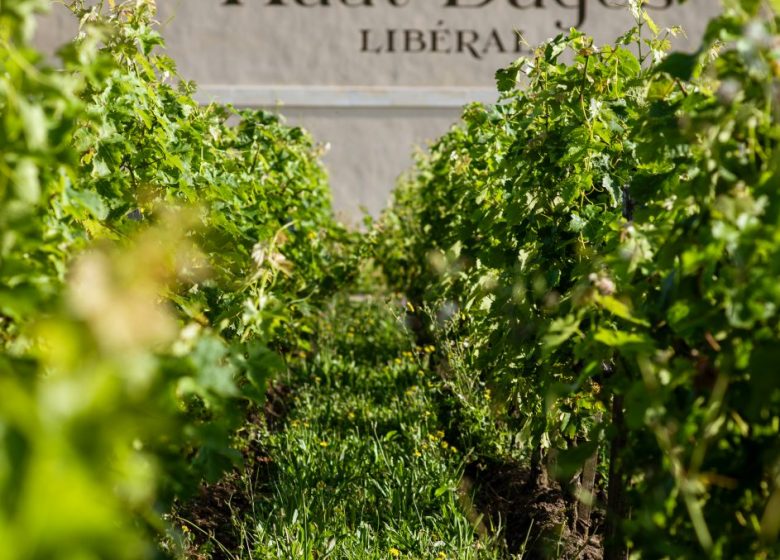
[222,0,674,30]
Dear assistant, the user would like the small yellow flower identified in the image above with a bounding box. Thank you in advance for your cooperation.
[436,430,445,439]
[414,450,422,458]
[347,411,356,421]
[319,441,329,448]
[441,441,449,449]
[437,553,447,560]
[181,524,190,533]
[389,547,401,557]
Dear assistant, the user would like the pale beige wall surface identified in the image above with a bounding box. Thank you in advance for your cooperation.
[279,107,462,220]
[35,0,721,222]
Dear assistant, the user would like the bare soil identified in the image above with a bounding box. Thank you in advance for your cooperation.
[465,457,603,560]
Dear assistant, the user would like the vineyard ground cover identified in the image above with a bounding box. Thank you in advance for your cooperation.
[173,286,607,559]
[174,291,513,559]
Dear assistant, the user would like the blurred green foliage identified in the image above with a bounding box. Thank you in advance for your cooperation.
[0,1,353,557]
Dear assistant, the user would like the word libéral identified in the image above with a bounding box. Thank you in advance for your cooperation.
[222,0,674,58]
[361,24,523,59]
